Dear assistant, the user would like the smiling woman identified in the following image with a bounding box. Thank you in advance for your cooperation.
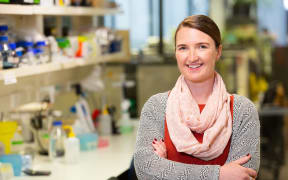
[175,27,221,87]
[134,15,260,180]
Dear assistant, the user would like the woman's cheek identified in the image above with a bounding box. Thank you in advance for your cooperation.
[176,52,187,63]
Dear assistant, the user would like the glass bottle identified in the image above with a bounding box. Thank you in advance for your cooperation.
[49,121,66,162]
[0,35,13,69]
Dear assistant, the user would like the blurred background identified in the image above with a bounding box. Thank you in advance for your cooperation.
[0,0,288,180]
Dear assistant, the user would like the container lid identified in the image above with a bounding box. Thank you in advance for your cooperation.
[9,43,16,50]
[16,41,33,48]
[63,125,76,138]
[16,41,25,47]
[25,41,33,47]
[52,121,62,126]
[56,38,70,49]
[16,51,23,57]
[0,36,8,42]
[102,106,109,115]
[0,25,8,32]
[33,48,43,55]
[36,41,46,47]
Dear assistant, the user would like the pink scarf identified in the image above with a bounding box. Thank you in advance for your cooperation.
[166,73,232,161]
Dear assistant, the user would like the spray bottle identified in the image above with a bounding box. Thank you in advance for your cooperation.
[119,99,133,134]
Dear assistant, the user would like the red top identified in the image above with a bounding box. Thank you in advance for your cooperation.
[164,96,234,165]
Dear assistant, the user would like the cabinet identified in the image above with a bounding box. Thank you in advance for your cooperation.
[0,4,130,112]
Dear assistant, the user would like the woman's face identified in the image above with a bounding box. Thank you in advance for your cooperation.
[175,27,222,83]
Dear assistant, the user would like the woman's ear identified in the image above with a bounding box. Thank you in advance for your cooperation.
[216,45,223,61]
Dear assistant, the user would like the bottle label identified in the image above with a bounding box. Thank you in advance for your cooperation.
[3,72,17,85]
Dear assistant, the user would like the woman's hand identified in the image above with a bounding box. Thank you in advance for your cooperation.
[152,139,167,158]
[219,154,257,180]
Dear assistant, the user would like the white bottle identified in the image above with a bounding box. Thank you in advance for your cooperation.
[63,125,80,164]
[98,106,112,135]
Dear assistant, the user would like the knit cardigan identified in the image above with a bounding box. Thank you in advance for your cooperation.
[134,92,260,180]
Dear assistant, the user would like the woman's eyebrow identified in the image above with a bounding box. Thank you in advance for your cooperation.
[176,42,210,47]
[176,44,187,48]
[196,42,210,45]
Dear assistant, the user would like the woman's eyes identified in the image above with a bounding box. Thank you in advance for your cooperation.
[177,44,208,51]
[178,46,187,51]
[199,45,208,49]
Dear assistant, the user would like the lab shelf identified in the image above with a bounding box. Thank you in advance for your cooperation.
[0,4,122,16]
[0,4,128,112]
[0,52,127,112]
[0,52,125,85]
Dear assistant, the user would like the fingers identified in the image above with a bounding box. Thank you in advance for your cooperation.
[232,154,251,165]
[152,144,165,157]
[152,139,167,158]
[246,168,257,179]
[152,139,166,151]
[232,154,257,179]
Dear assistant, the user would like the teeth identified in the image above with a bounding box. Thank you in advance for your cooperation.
[188,64,201,68]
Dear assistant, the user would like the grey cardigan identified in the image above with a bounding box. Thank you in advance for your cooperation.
[134,92,260,180]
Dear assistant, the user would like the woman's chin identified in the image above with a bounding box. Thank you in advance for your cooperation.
[183,76,205,83]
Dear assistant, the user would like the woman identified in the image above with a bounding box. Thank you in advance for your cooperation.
[134,15,260,180]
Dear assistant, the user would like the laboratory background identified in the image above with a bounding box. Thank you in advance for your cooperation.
[0,0,287,180]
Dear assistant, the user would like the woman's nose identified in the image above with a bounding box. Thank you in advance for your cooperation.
[188,48,198,61]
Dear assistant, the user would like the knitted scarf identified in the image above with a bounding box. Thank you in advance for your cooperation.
[166,72,232,161]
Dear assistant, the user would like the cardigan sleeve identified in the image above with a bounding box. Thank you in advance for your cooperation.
[134,93,220,180]
[225,95,261,172]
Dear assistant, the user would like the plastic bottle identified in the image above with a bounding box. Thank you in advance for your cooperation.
[33,48,42,65]
[18,41,35,66]
[98,106,112,135]
[35,41,50,64]
[10,127,24,154]
[40,0,54,6]
[8,42,19,68]
[15,48,23,67]
[0,36,13,69]
[63,125,80,164]
[119,99,133,134]
[49,121,66,162]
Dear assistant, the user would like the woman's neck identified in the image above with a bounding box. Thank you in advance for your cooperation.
[185,76,215,104]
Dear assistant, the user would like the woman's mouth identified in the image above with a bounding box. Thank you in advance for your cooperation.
[187,63,203,69]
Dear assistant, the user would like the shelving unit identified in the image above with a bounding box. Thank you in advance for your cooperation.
[0,4,122,16]
[0,4,130,112]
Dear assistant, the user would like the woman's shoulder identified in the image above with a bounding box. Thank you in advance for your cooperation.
[145,91,169,107]
[231,94,259,125]
[232,94,257,111]
[141,92,169,120]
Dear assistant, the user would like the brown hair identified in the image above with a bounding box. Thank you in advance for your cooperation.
[175,15,221,48]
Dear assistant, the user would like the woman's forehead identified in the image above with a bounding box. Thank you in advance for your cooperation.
[176,27,214,45]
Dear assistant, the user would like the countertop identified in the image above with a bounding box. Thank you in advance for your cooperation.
[16,129,137,180]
